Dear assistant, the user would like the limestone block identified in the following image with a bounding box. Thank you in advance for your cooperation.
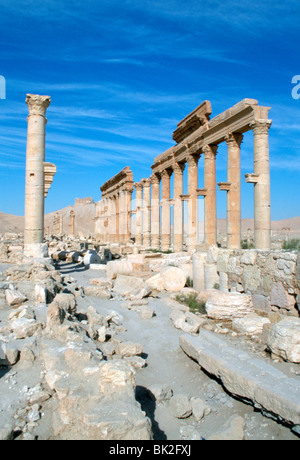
[205,291,254,320]
[52,293,77,314]
[115,341,143,357]
[10,317,40,339]
[204,263,219,290]
[106,260,133,280]
[270,281,295,311]
[113,274,145,296]
[192,252,207,292]
[83,285,111,299]
[5,286,27,307]
[216,251,230,272]
[242,265,261,293]
[98,360,136,395]
[232,314,271,336]
[267,318,300,363]
[240,250,257,265]
[140,307,155,319]
[35,284,47,303]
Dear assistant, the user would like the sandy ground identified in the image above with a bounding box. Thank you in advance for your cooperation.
[53,261,299,441]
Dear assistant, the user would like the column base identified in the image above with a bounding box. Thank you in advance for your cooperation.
[24,242,49,259]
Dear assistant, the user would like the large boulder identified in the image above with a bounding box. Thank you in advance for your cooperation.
[146,266,186,292]
[267,317,300,363]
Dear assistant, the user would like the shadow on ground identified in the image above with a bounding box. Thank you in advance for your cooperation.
[135,386,167,440]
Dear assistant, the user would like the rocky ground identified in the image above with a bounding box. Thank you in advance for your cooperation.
[0,253,299,441]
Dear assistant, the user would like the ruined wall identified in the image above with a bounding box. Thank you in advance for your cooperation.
[194,247,300,316]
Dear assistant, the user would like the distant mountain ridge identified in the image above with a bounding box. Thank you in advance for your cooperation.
[1,203,300,238]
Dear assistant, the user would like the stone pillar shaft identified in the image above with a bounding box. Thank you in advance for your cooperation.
[203,145,217,246]
[150,174,160,250]
[226,133,243,249]
[161,170,172,251]
[187,155,199,252]
[173,163,184,252]
[135,183,143,246]
[24,94,51,258]
[251,120,272,249]
[142,179,151,247]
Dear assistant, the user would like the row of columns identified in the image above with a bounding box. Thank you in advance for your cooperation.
[96,190,133,244]
[133,119,271,251]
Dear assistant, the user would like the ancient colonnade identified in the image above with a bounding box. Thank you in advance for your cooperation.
[95,167,134,244]
[95,98,272,251]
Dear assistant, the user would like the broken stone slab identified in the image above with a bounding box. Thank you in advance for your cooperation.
[83,285,112,299]
[115,341,143,358]
[206,415,245,440]
[205,291,254,320]
[179,330,300,426]
[266,317,300,363]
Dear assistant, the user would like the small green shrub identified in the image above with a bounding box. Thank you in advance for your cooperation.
[282,239,300,251]
[175,293,206,315]
[241,239,254,249]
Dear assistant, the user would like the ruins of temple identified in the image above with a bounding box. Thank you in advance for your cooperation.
[94,98,272,251]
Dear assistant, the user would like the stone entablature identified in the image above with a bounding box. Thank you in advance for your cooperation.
[172,100,212,144]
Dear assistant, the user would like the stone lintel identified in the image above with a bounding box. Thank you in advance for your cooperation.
[245,173,259,184]
[172,100,212,144]
[100,166,134,199]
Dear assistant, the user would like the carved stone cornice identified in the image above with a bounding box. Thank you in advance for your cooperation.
[250,119,272,136]
[26,94,51,117]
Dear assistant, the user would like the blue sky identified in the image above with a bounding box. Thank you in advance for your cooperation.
[0,0,299,220]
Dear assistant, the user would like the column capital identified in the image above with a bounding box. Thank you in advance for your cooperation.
[160,169,172,178]
[186,154,199,167]
[225,132,244,147]
[150,173,160,185]
[250,119,272,135]
[26,93,51,117]
[202,144,218,159]
[134,182,143,191]
[172,162,185,174]
[141,178,151,188]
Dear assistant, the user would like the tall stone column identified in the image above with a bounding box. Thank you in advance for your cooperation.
[173,163,185,252]
[109,197,116,243]
[134,182,143,246]
[150,174,160,250]
[142,178,151,248]
[119,191,126,244]
[161,169,172,251]
[104,198,110,243]
[115,194,120,244]
[203,144,218,246]
[69,210,75,236]
[225,132,243,249]
[126,190,133,243]
[248,119,272,249]
[24,94,51,258]
[187,155,199,252]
